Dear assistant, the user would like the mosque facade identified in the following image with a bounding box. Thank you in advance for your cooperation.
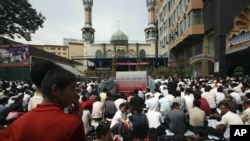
[75,0,167,78]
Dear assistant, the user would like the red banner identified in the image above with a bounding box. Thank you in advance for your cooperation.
[115,62,150,65]
[116,71,147,92]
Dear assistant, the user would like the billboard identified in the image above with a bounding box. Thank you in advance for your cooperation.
[116,71,147,92]
[0,45,29,67]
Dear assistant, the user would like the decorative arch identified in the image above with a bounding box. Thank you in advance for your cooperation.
[95,50,103,58]
[229,7,250,38]
[140,49,146,58]
[106,49,113,58]
[117,49,125,58]
[128,49,136,57]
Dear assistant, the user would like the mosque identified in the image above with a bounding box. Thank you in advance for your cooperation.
[73,0,168,77]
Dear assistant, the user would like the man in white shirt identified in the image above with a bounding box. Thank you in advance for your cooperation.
[215,103,243,138]
[110,103,130,136]
[201,86,216,113]
[91,97,103,120]
[241,100,250,124]
[228,89,241,104]
[146,109,164,129]
[153,88,162,100]
[114,95,127,110]
[145,95,159,111]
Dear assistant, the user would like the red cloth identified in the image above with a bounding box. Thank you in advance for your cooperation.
[124,93,131,99]
[80,101,93,109]
[0,104,86,141]
[199,98,211,116]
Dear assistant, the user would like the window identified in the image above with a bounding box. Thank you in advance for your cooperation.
[140,49,146,58]
[195,41,202,55]
[63,48,67,51]
[208,35,214,55]
[106,50,113,58]
[95,50,103,58]
[50,48,55,50]
[192,10,202,24]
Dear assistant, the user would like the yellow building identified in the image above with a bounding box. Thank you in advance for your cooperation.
[32,43,85,65]
[68,42,84,65]
[33,45,69,59]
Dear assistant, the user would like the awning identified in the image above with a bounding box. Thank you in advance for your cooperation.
[226,45,250,55]
[55,63,83,76]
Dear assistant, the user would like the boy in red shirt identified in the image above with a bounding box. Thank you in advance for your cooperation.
[0,65,86,141]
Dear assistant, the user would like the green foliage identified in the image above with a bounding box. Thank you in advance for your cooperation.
[233,66,244,78]
[0,0,45,41]
[148,58,195,79]
[176,57,195,78]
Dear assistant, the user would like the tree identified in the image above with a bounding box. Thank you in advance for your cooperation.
[0,0,45,41]
[233,65,244,78]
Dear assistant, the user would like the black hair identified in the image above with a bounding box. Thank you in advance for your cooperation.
[204,86,211,92]
[146,88,151,92]
[133,106,143,113]
[171,102,179,109]
[173,132,186,141]
[133,89,138,96]
[217,86,224,92]
[193,99,201,107]
[102,87,108,92]
[147,128,158,141]
[175,90,181,97]
[81,95,87,101]
[246,93,250,99]
[227,89,234,94]
[159,95,164,99]
[193,126,208,137]
[119,102,127,109]
[95,123,110,139]
[41,66,76,98]
[123,128,135,141]
[218,102,230,109]
[106,91,112,97]
[30,61,57,88]
[243,100,250,105]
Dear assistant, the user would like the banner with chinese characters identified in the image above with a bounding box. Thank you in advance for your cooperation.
[116,71,147,92]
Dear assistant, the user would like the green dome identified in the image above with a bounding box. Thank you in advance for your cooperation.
[110,29,128,44]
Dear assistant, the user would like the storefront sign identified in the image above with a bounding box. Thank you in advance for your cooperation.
[229,32,250,47]
[168,59,178,66]
[189,54,214,64]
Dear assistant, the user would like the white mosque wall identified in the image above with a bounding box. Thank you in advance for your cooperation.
[84,42,156,58]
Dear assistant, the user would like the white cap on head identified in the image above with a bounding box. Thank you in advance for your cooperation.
[87,86,92,93]
[17,85,22,89]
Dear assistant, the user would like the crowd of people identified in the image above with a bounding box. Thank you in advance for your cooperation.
[0,61,250,141]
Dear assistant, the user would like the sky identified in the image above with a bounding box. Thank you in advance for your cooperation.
[13,0,148,45]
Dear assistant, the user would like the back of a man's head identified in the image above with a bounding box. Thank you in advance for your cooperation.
[41,66,76,98]
[147,128,158,141]
[30,61,57,88]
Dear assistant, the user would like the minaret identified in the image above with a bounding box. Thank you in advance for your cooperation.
[144,0,157,42]
[82,0,95,43]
